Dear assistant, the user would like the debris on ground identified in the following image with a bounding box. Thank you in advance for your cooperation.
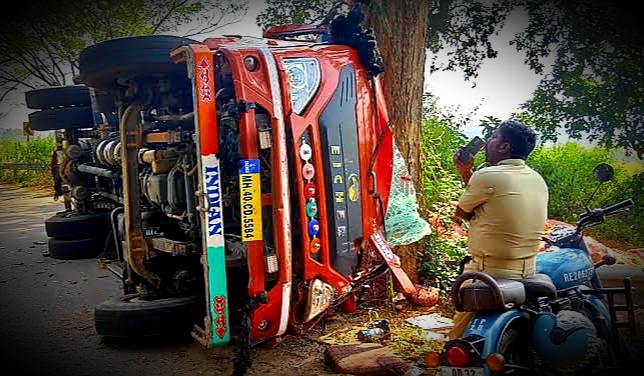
[405,314,453,331]
[357,319,391,343]
[324,343,410,376]
[314,299,450,367]
[407,285,440,307]
[404,313,454,342]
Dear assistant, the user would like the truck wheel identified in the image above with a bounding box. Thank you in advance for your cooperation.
[48,236,105,260]
[94,294,204,338]
[25,85,91,110]
[45,211,110,240]
[28,106,94,131]
[78,35,199,92]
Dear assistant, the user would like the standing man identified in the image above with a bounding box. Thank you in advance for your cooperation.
[449,120,549,339]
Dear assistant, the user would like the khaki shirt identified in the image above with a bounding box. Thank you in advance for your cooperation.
[458,159,548,277]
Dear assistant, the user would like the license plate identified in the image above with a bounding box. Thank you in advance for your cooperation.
[239,159,262,242]
[441,367,484,376]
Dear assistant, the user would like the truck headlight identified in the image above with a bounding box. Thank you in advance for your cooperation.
[283,58,320,115]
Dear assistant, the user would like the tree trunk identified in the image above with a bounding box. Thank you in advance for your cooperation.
[365,0,430,284]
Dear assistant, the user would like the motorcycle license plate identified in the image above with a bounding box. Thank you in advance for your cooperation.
[441,367,484,376]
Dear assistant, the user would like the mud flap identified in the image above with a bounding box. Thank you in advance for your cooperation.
[369,231,416,296]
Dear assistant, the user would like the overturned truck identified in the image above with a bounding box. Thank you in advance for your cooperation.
[29,16,423,354]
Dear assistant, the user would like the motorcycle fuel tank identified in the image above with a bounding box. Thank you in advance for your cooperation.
[536,247,595,290]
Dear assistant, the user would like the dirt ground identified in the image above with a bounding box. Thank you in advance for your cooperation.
[1,182,642,376]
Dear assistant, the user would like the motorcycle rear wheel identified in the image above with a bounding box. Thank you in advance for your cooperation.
[497,326,532,375]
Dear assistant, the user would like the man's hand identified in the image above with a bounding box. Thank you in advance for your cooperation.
[454,205,473,224]
[453,151,474,185]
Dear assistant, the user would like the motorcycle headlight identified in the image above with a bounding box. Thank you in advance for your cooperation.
[283,58,320,115]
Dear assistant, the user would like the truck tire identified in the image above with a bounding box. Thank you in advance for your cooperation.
[94,294,203,338]
[25,85,91,110]
[48,236,105,260]
[28,106,94,131]
[78,35,199,92]
[45,211,110,240]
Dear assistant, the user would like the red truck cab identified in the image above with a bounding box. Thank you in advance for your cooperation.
[172,35,399,345]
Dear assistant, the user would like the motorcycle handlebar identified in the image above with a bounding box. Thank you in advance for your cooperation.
[577,198,634,231]
[603,198,634,216]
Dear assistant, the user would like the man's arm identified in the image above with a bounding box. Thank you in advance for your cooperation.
[454,168,493,224]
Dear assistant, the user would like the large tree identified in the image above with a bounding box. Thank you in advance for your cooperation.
[362,1,432,280]
[0,0,248,112]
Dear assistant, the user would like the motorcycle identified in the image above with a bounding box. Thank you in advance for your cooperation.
[426,163,637,375]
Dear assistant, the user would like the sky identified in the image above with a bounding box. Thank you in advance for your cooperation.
[0,1,547,141]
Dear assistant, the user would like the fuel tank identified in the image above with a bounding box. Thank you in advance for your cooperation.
[536,247,595,290]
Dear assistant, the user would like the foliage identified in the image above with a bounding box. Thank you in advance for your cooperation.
[419,97,469,294]
[420,233,468,294]
[256,0,336,29]
[0,0,247,103]
[515,1,643,159]
[427,0,514,81]
[528,142,644,248]
[432,0,643,158]
[0,136,56,187]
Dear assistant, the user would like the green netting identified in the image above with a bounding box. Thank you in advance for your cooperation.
[384,144,431,246]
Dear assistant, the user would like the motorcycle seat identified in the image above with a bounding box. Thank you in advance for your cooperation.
[453,272,526,312]
[521,274,557,300]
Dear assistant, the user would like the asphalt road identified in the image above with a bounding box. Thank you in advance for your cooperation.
[0,184,331,376]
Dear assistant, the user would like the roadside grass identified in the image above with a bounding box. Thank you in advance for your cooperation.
[0,136,55,187]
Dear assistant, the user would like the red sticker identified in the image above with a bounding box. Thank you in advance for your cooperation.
[198,57,213,103]
[214,295,227,339]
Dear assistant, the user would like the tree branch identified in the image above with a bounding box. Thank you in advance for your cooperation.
[0,81,20,104]
[150,0,190,34]
[182,8,248,37]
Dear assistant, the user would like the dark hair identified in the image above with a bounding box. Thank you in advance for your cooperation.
[498,120,537,159]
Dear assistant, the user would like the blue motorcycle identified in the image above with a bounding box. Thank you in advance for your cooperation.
[426,163,637,375]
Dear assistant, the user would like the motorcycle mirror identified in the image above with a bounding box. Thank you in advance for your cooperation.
[593,163,614,182]
[583,163,614,213]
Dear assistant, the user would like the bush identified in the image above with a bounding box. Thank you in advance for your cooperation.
[0,136,55,187]
[528,142,643,248]
[419,116,469,293]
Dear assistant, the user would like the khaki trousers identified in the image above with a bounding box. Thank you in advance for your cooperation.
[449,255,536,339]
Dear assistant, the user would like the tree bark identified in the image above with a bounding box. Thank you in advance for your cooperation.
[365,0,430,283]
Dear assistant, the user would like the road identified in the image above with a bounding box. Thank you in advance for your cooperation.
[0,184,331,376]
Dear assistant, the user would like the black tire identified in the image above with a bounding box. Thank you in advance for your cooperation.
[48,236,105,260]
[94,294,204,338]
[28,106,94,131]
[25,85,91,110]
[45,211,109,239]
[497,323,531,375]
[78,35,199,92]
